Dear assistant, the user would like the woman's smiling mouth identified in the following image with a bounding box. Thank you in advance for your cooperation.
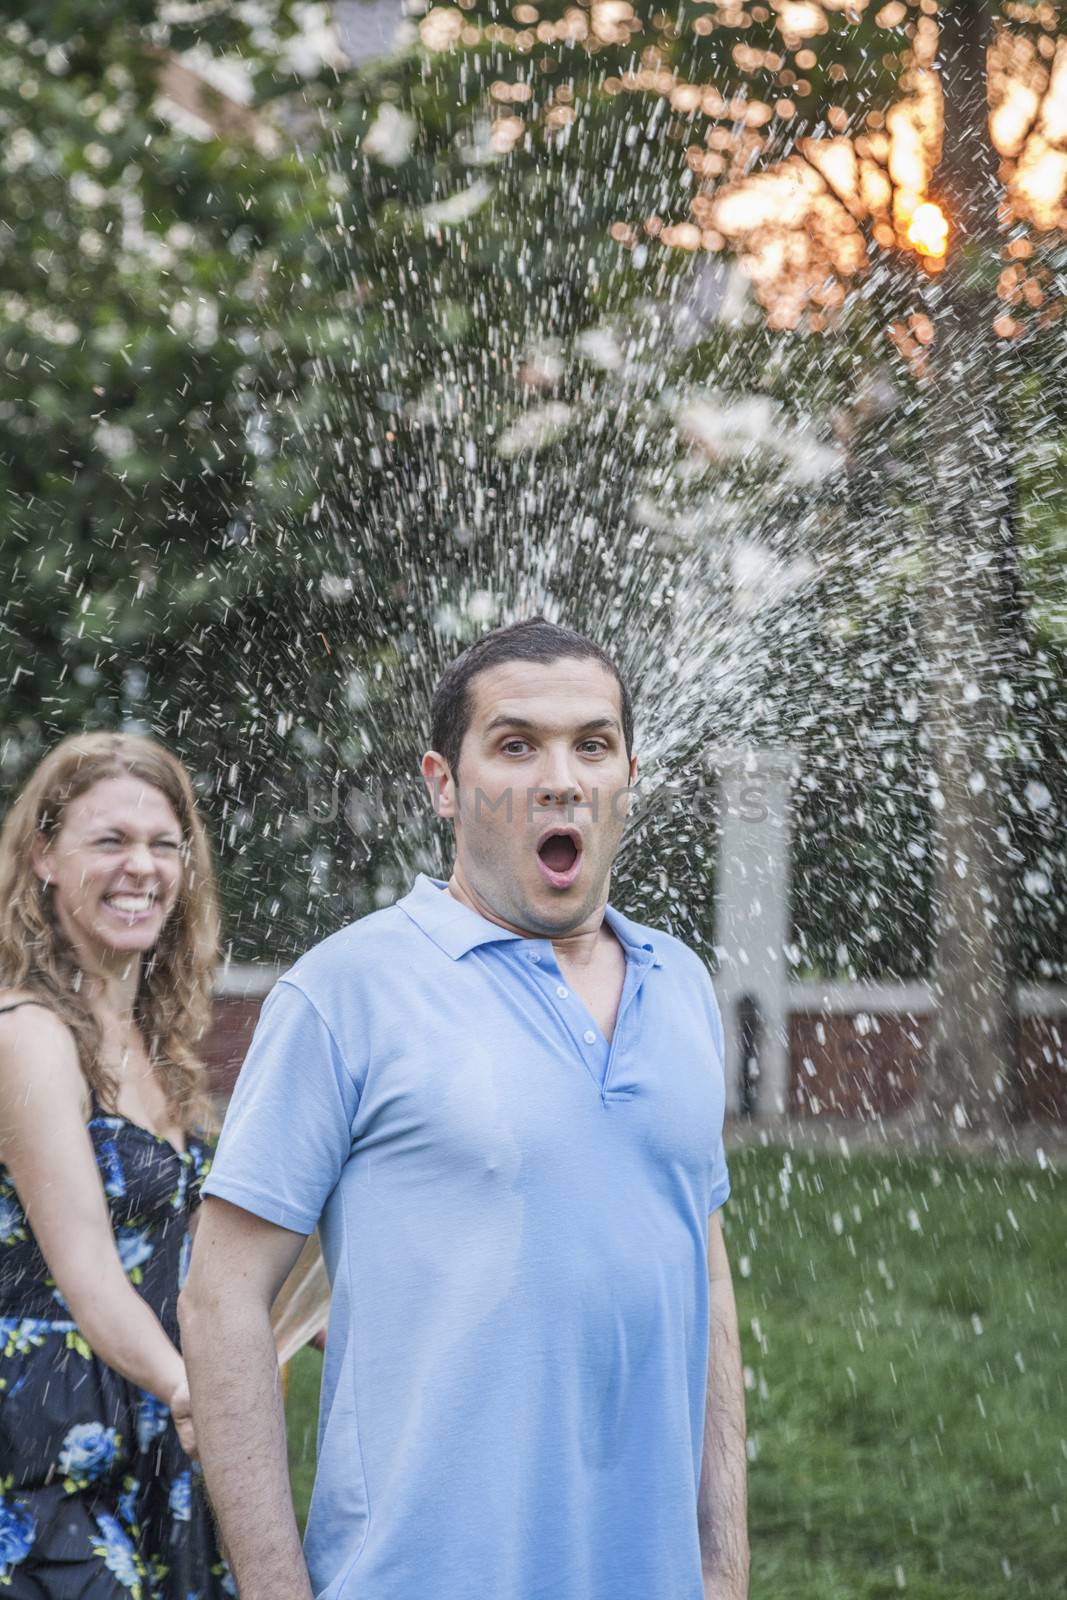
[102,892,159,922]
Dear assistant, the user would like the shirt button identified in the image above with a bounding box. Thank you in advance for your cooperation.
[529,953,542,963]
[583,1029,597,1045]
[556,985,569,999]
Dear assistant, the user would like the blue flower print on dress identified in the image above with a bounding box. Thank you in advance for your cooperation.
[116,1226,154,1283]
[135,1394,170,1451]
[177,1230,192,1292]
[211,1560,237,1596]
[117,1477,140,1529]
[0,1187,25,1247]
[1,1114,227,1590]
[91,1510,143,1595]
[191,1146,212,1198]
[168,1472,192,1523]
[0,1317,48,1358]
[58,1422,121,1489]
[99,1139,127,1200]
[5,1375,28,1405]
[171,1159,189,1212]
[0,1492,36,1579]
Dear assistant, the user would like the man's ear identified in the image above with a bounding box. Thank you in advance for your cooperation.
[421,751,456,820]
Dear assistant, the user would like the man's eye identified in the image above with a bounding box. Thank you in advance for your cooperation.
[579,741,608,754]
[502,740,529,755]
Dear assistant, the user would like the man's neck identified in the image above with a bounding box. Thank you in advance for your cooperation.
[550,923,615,969]
[444,871,611,966]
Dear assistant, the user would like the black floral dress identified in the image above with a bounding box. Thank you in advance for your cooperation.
[0,1010,232,1598]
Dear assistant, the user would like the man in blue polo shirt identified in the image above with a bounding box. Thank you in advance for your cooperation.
[181,619,749,1600]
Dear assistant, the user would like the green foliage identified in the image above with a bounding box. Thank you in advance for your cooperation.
[0,9,348,956]
[0,2,1064,974]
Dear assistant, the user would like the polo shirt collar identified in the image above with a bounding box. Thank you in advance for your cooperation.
[397,876,524,961]
[602,903,663,968]
[397,874,661,967]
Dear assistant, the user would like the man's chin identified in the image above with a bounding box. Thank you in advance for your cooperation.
[518,881,607,939]
[457,853,611,939]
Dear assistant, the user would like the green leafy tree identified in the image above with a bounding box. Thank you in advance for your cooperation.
[0,6,373,957]
[2,0,1064,1083]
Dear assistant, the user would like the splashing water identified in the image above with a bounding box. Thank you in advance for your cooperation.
[1,5,1064,1061]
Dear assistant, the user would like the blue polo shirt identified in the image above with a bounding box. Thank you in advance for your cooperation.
[203,874,730,1600]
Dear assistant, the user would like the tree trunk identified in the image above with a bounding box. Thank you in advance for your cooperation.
[919,0,1021,1133]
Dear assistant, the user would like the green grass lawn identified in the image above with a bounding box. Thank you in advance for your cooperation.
[286,1143,1066,1598]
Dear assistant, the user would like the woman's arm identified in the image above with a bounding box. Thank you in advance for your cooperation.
[0,1005,188,1412]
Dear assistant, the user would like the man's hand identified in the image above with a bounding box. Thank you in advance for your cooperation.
[169,1371,198,1459]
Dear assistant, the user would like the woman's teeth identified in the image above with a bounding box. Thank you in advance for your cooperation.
[106,895,156,915]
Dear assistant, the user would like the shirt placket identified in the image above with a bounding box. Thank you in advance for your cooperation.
[600,951,656,1101]
[519,943,655,1099]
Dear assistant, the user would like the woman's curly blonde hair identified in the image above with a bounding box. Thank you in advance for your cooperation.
[0,732,220,1131]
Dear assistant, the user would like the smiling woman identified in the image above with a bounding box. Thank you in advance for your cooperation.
[0,735,218,1123]
[0,732,231,1597]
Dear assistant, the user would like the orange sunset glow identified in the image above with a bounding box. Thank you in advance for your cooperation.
[906,201,949,257]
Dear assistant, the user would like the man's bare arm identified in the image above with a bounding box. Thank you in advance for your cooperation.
[697,1208,750,1599]
[179,1196,312,1600]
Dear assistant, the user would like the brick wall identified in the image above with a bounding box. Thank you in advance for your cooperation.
[790,1011,925,1119]
[790,1011,1067,1122]
[1019,1016,1067,1121]
[202,996,265,1099]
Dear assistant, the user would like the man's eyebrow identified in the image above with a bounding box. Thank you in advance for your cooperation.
[481,714,622,737]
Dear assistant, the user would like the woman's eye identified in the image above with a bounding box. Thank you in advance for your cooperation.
[153,840,180,851]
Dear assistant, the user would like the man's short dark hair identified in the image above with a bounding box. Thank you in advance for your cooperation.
[430,618,634,776]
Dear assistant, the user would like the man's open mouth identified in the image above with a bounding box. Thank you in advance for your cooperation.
[536,828,583,889]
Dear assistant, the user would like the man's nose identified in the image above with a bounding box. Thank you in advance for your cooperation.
[532,754,583,807]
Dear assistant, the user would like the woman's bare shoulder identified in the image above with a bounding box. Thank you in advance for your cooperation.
[0,992,81,1069]
[0,986,50,1008]
[0,999,88,1148]
[0,990,68,1028]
